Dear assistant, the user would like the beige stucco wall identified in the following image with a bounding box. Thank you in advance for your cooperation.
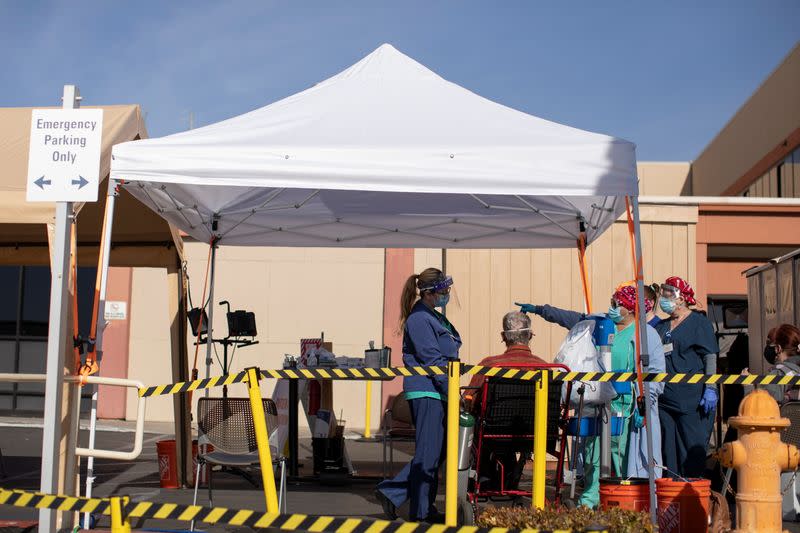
[445,205,698,363]
[126,267,174,421]
[692,43,800,195]
[127,246,385,431]
[637,162,692,196]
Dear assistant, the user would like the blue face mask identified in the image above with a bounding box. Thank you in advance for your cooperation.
[435,293,450,308]
[607,306,624,323]
[659,298,676,314]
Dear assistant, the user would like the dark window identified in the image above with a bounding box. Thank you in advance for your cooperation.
[0,265,96,412]
[21,267,50,337]
[0,266,21,336]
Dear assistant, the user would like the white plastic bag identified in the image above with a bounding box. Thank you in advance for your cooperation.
[554,320,616,407]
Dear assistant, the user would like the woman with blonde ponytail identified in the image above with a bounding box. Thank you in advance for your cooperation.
[375,268,461,524]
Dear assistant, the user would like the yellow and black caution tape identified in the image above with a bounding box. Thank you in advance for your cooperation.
[260,366,447,380]
[137,366,448,397]
[0,487,598,533]
[0,488,111,515]
[138,370,247,397]
[555,370,800,386]
[463,365,800,386]
[137,363,799,398]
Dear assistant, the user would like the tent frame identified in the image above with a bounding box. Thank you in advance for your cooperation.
[129,180,621,248]
[94,184,657,524]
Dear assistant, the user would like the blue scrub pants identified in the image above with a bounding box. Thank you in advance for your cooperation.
[659,404,714,478]
[377,398,445,521]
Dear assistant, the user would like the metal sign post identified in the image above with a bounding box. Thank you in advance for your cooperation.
[31,85,103,533]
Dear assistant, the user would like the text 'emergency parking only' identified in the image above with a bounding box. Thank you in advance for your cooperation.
[27,108,104,202]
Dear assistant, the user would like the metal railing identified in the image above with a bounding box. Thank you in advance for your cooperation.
[0,373,146,461]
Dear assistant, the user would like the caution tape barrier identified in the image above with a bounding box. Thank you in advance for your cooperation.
[0,488,111,515]
[137,364,799,398]
[261,366,447,380]
[477,367,800,387]
[138,370,247,397]
[0,487,598,533]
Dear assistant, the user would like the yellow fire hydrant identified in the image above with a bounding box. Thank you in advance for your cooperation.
[718,389,800,532]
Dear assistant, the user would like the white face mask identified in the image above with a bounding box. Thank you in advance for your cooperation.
[502,327,533,341]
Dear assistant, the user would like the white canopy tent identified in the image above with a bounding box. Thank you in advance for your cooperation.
[105,43,656,521]
[111,43,635,248]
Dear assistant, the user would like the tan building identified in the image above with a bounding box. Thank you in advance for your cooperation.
[691,42,800,198]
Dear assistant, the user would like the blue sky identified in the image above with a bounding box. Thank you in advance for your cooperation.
[1,2,797,161]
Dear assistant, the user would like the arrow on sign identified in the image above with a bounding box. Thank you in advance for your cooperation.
[71,176,89,189]
[34,176,51,189]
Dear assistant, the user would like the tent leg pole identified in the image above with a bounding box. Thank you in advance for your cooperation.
[39,202,73,533]
[630,195,658,526]
[170,261,192,486]
[205,243,217,394]
[83,178,119,527]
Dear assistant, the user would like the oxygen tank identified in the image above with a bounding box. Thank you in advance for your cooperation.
[590,315,616,478]
[458,412,475,470]
[590,315,615,364]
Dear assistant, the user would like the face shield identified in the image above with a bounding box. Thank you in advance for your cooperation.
[658,283,683,314]
[660,284,681,301]
[419,275,461,310]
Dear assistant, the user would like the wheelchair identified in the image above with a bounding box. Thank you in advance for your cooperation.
[457,362,572,524]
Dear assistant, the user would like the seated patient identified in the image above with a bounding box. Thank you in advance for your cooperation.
[465,311,547,491]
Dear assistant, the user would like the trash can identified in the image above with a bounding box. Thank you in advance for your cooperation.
[156,439,211,488]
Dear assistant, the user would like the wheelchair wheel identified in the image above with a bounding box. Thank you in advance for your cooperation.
[562,496,578,510]
[457,496,476,526]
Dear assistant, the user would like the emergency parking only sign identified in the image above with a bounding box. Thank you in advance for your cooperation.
[26,108,103,202]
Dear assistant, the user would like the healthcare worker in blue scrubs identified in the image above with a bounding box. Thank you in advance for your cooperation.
[375,268,461,523]
[655,276,718,478]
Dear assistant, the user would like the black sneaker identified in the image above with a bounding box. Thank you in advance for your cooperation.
[421,511,446,524]
[374,489,397,521]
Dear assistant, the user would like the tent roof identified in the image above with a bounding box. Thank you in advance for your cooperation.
[0,104,182,266]
[111,44,638,248]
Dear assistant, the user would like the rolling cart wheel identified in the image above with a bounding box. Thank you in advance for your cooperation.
[457,496,475,526]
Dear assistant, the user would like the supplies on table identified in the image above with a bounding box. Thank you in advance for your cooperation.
[303,347,337,368]
[364,340,391,368]
[334,356,365,368]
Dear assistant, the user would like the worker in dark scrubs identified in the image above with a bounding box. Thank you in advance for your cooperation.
[375,268,461,523]
[655,276,719,478]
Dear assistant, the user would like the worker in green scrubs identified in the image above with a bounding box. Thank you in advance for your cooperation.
[518,284,663,508]
[579,286,639,506]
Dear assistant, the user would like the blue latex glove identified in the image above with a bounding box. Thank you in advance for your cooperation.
[515,302,538,314]
[699,387,718,414]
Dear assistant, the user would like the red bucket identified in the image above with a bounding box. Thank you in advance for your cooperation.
[600,477,650,512]
[656,477,711,533]
[156,439,211,488]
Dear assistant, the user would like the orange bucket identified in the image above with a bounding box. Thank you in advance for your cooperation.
[656,477,711,533]
[599,477,650,512]
[156,439,211,488]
